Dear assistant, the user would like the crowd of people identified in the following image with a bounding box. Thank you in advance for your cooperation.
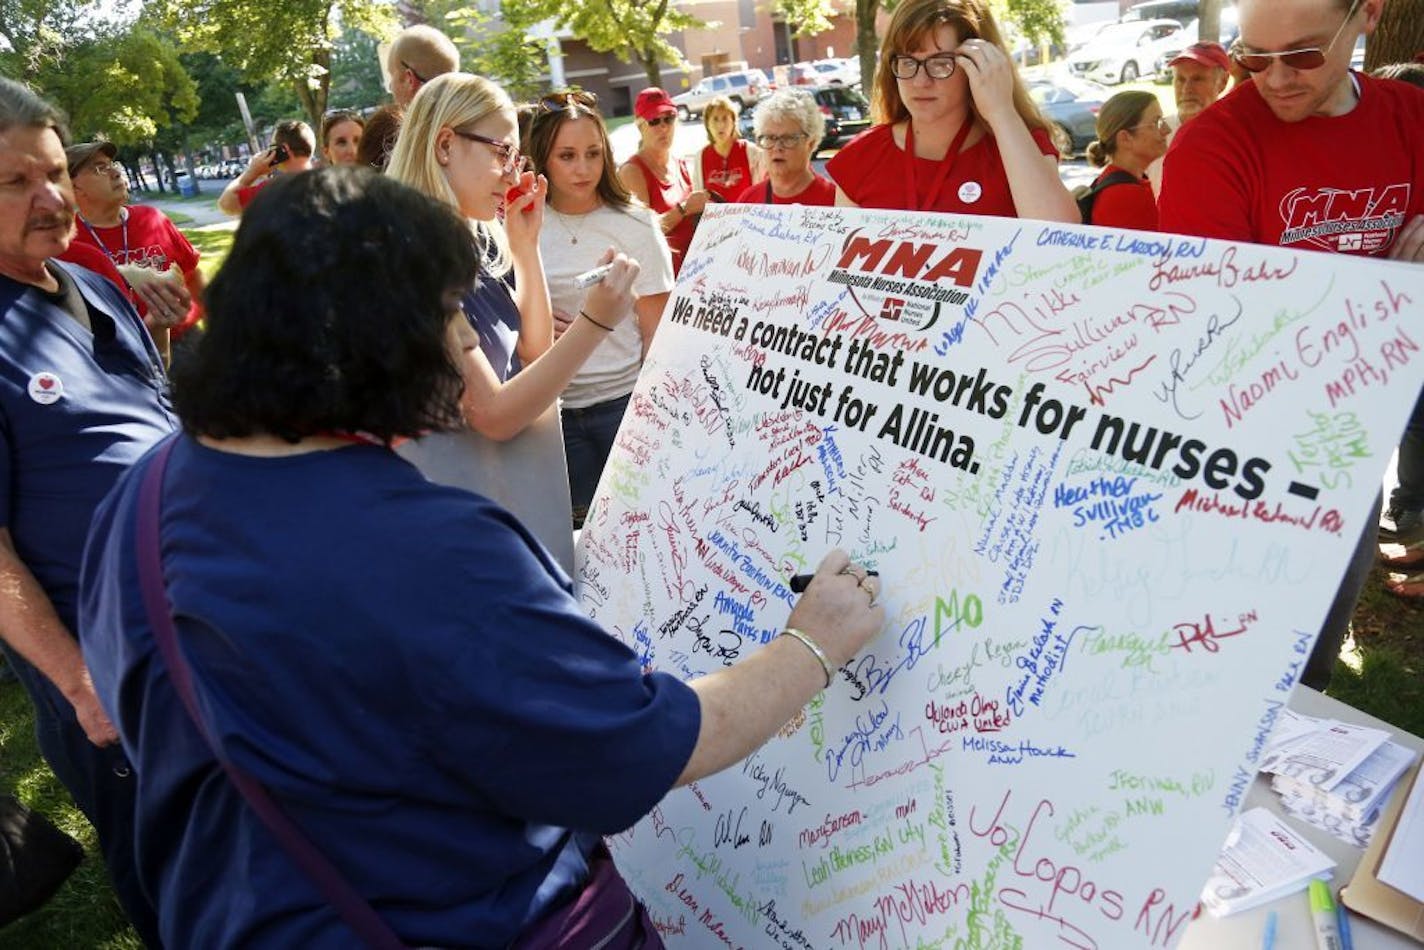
[0,0,1420,944]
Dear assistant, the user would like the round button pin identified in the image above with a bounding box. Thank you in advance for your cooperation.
[28,371,63,405]
[958,181,983,203]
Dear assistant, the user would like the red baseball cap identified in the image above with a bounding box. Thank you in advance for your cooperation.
[1170,42,1231,72]
[634,87,676,121]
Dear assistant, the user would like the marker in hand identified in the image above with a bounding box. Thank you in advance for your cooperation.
[790,571,878,593]
[573,263,614,289]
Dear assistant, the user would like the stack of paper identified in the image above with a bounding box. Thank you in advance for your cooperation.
[1201,807,1336,916]
[1259,711,1415,846]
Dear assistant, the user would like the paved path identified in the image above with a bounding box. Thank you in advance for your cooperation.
[134,193,233,229]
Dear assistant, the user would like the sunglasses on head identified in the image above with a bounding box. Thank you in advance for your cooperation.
[1231,0,1361,72]
[539,90,599,114]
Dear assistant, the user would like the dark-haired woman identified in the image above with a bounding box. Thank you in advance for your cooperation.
[693,96,762,202]
[320,110,365,166]
[1083,90,1166,231]
[78,166,884,949]
[527,92,675,525]
[826,0,1076,221]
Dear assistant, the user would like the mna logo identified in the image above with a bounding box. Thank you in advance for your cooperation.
[1278,183,1410,251]
[879,297,906,321]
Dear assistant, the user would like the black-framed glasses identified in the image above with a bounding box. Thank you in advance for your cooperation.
[890,52,959,80]
[400,59,428,83]
[756,132,809,149]
[1231,0,1360,72]
[451,130,530,177]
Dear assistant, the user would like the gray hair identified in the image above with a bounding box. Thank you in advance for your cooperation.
[752,89,825,146]
[0,78,67,141]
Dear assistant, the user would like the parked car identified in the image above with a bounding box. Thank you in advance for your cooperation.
[672,69,773,120]
[1067,18,1186,84]
[789,59,858,86]
[1028,77,1109,156]
[1152,10,1239,80]
[738,84,872,156]
[1119,0,1200,25]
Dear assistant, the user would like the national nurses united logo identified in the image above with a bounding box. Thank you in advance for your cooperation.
[826,227,983,332]
[1277,183,1410,254]
[27,371,63,405]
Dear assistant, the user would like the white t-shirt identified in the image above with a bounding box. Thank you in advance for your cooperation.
[540,203,675,409]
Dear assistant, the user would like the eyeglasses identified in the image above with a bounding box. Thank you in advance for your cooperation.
[756,132,809,149]
[87,161,121,177]
[1128,116,1172,135]
[890,52,959,80]
[451,130,530,177]
[400,59,428,84]
[644,114,676,127]
[1231,0,1361,72]
[539,90,598,114]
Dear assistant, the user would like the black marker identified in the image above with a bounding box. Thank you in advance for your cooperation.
[789,570,878,593]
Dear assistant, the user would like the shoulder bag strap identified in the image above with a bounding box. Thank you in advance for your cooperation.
[135,436,407,950]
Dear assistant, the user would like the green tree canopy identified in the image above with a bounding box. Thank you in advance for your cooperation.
[152,0,394,130]
[501,0,704,88]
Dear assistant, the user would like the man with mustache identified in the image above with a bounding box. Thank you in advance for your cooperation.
[1147,42,1231,197]
[0,78,174,944]
[1158,0,1424,690]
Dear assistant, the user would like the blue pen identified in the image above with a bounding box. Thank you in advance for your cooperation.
[1262,910,1278,950]
[1337,901,1355,950]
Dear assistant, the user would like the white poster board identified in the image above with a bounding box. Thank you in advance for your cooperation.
[575,204,1424,949]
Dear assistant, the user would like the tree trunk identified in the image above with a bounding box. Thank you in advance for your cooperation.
[856,0,879,108]
[179,128,201,196]
[642,49,663,89]
[1197,0,1222,43]
[1365,0,1424,72]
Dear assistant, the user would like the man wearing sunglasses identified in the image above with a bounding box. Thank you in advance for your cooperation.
[1159,0,1423,693]
[1160,0,1424,261]
[384,25,459,108]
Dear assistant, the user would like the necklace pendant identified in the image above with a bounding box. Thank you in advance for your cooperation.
[571,236,578,244]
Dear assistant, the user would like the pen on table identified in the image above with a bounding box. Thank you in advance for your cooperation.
[789,571,878,593]
[1336,898,1354,950]
[572,263,613,289]
[1309,879,1343,950]
[1261,909,1277,950]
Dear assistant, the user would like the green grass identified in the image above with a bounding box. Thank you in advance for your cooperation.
[185,224,237,283]
[0,679,141,948]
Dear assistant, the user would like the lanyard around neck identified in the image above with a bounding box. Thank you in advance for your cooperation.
[903,118,974,212]
[79,209,129,263]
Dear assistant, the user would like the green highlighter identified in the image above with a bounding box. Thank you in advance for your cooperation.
[1309,879,1343,950]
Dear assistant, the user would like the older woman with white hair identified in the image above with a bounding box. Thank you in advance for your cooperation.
[735,89,836,206]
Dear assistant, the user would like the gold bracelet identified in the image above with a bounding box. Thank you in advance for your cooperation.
[579,309,614,332]
[779,627,834,689]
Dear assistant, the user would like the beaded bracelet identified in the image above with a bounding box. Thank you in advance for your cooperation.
[579,309,614,332]
[779,627,834,689]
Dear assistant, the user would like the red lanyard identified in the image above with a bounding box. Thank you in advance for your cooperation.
[903,118,974,212]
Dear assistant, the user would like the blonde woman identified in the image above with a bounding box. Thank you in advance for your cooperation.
[387,73,638,570]
[693,96,763,202]
[1080,90,1167,231]
[827,0,1076,221]
[618,87,708,274]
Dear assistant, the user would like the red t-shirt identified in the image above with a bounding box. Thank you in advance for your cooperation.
[701,140,754,203]
[65,204,203,333]
[1089,164,1158,231]
[826,122,1058,216]
[56,240,144,314]
[625,153,695,274]
[735,174,837,206]
[237,177,272,209]
[1160,74,1424,256]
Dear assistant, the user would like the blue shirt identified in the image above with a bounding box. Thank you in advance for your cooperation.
[467,272,522,381]
[0,260,175,630]
[80,437,700,948]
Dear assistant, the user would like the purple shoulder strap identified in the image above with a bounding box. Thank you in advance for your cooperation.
[134,436,407,950]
